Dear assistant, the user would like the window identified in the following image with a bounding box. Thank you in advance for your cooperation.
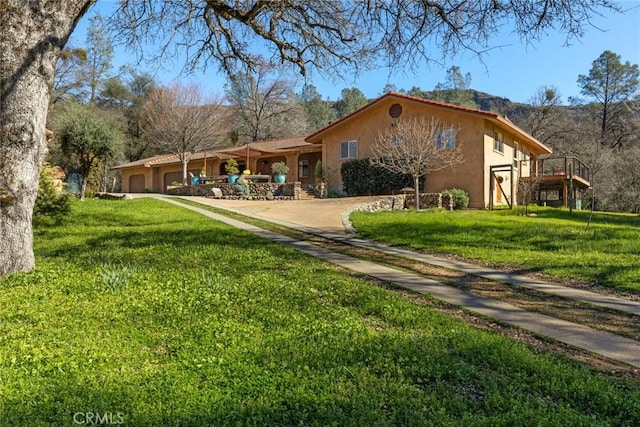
[436,128,457,149]
[340,140,357,159]
[493,131,504,153]
[299,159,310,178]
[513,142,519,168]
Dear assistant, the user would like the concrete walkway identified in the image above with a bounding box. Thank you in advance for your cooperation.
[157,196,640,368]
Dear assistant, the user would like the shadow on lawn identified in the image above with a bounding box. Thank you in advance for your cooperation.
[35,224,296,273]
[532,208,640,227]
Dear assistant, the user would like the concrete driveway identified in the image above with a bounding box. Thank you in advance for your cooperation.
[188,195,389,233]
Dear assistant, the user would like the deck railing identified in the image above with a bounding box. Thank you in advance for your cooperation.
[535,156,590,183]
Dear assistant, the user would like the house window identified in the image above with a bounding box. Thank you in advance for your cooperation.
[494,131,504,153]
[389,103,403,118]
[299,159,310,178]
[513,142,519,168]
[436,128,457,149]
[340,140,357,159]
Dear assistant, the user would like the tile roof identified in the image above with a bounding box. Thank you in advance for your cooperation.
[305,92,552,154]
[112,136,317,170]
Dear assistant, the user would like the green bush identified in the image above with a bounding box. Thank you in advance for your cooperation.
[33,163,71,218]
[442,188,469,209]
[341,158,413,196]
[314,160,324,179]
[327,187,343,198]
[234,178,250,196]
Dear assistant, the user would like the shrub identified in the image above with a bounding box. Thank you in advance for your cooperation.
[314,160,324,179]
[271,161,289,175]
[234,177,250,196]
[34,163,71,218]
[341,158,413,196]
[225,159,240,175]
[442,188,469,209]
[327,187,343,198]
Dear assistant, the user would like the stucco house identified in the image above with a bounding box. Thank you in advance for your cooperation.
[113,136,322,193]
[306,92,588,209]
[114,92,589,209]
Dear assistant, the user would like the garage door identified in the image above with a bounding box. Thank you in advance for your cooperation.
[164,171,184,190]
[129,174,145,193]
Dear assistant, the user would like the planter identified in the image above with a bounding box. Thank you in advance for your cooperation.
[274,174,286,184]
[228,174,239,184]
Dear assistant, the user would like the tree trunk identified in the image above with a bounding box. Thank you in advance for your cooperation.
[414,175,420,210]
[0,1,93,277]
[182,160,189,185]
[80,176,88,201]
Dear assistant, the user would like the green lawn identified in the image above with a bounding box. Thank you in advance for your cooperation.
[351,206,640,294]
[1,199,639,425]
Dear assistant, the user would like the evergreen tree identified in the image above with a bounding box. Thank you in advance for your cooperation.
[334,87,368,118]
[299,84,337,131]
[577,50,639,148]
[432,66,478,108]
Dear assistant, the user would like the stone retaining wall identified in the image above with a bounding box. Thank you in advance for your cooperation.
[341,193,454,233]
[404,193,454,210]
[166,182,301,200]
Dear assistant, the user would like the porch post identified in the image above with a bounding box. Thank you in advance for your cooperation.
[489,167,494,210]
[568,164,574,214]
[510,165,514,209]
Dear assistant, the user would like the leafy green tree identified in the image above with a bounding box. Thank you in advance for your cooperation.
[96,72,158,161]
[407,86,427,98]
[432,66,478,108]
[97,76,133,109]
[334,87,368,117]
[382,83,398,94]
[56,103,121,200]
[299,84,337,132]
[577,50,639,148]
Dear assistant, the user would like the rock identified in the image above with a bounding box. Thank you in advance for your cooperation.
[211,188,223,199]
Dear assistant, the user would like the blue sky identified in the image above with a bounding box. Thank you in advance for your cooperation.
[71,1,640,104]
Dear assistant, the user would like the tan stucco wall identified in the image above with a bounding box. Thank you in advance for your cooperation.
[483,120,538,208]
[120,159,226,193]
[319,98,488,208]
[118,151,324,193]
[317,97,543,209]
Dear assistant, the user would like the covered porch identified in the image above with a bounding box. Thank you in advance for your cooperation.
[521,156,591,209]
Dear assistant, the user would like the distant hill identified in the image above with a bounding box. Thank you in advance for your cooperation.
[416,88,530,116]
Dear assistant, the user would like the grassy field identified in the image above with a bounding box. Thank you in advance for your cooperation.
[351,206,640,294]
[1,199,639,425]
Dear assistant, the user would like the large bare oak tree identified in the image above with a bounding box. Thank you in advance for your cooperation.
[0,0,623,276]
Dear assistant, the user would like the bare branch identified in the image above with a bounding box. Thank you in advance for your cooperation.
[370,116,463,209]
[141,82,229,184]
[108,1,621,78]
